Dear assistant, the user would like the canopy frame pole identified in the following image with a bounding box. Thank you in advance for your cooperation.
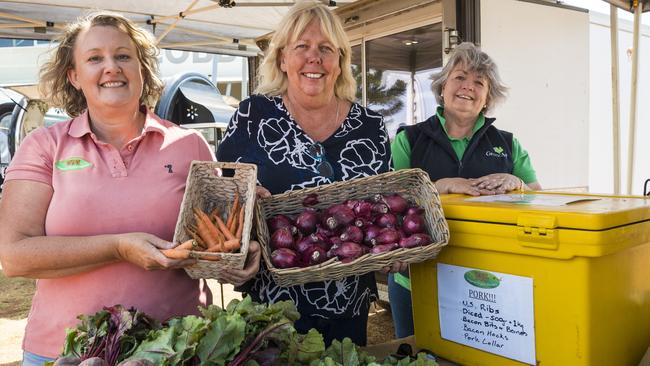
[626,0,642,194]
[149,4,221,24]
[156,0,200,44]
[610,5,621,195]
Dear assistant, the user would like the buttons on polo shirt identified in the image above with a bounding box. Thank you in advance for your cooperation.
[127,144,134,152]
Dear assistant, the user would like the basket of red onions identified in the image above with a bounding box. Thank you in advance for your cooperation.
[254,168,449,286]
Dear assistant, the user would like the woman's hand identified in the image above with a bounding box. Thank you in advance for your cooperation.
[256,186,272,198]
[380,261,409,274]
[472,173,523,193]
[115,233,196,270]
[435,177,496,196]
[217,240,261,286]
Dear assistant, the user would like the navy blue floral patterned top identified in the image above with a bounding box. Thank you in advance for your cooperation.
[217,94,391,319]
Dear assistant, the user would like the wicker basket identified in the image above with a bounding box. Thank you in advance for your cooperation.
[255,168,449,287]
[173,161,257,279]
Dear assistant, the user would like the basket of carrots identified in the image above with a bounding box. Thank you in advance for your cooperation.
[254,168,450,287]
[169,161,257,279]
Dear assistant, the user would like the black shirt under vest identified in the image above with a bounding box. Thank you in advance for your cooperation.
[399,114,514,181]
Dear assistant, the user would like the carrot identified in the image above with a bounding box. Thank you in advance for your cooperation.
[186,225,207,250]
[214,214,236,241]
[227,191,240,232]
[162,248,191,260]
[223,238,241,252]
[198,254,221,261]
[236,206,245,240]
[193,208,222,249]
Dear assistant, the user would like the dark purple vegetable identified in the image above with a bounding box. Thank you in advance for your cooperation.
[271,248,300,268]
[250,346,281,366]
[302,193,320,207]
[267,215,297,235]
[402,213,425,235]
[270,227,294,250]
[295,234,330,255]
[375,213,398,228]
[54,356,81,366]
[339,226,364,243]
[399,233,432,248]
[344,199,361,210]
[372,228,400,246]
[329,236,342,247]
[370,243,399,254]
[326,243,340,259]
[117,360,155,366]
[316,225,336,238]
[333,241,366,261]
[354,217,372,228]
[381,194,409,214]
[363,225,382,245]
[405,206,424,216]
[302,246,328,266]
[353,200,374,219]
[295,209,319,234]
[322,204,355,230]
[372,202,389,214]
[79,358,109,366]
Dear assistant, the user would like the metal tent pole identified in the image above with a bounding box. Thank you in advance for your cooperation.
[610,5,621,195]
[625,0,642,194]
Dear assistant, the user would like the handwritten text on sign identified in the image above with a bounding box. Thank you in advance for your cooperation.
[437,263,536,365]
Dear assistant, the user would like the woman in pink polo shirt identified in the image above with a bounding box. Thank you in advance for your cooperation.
[0,12,260,365]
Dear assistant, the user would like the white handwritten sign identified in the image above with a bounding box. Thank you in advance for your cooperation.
[437,263,536,365]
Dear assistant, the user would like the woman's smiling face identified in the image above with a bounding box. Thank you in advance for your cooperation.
[67,25,144,112]
[442,63,490,121]
[280,19,341,103]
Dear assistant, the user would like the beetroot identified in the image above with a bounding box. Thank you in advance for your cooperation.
[270,227,294,250]
[302,193,320,207]
[402,213,425,235]
[399,233,432,248]
[375,213,398,228]
[372,228,400,246]
[322,204,355,230]
[370,243,399,254]
[271,248,300,268]
[295,210,319,234]
[339,226,364,243]
[267,215,296,235]
[302,246,328,266]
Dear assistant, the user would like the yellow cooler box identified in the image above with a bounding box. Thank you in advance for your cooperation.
[411,193,650,366]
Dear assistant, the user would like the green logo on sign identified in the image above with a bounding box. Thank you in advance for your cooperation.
[493,146,504,154]
[55,157,92,171]
[464,270,500,289]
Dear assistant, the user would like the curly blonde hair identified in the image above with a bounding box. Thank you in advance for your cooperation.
[39,11,163,117]
[255,0,356,102]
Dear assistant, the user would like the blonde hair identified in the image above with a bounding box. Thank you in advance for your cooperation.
[39,11,163,117]
[255,0,356,102]
[432,42,508,113]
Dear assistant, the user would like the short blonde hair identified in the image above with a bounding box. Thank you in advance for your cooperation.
[39,11,163,117]
[432,42,508,113]
[255,0,356,102]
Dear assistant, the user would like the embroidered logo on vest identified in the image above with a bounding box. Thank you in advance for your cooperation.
[55,157,92,171]
[485,146,508,159]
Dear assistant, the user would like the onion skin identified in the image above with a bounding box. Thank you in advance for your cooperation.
[333,241,366,261]
[270,227,295,250]
[267,215,297,235]
[402,213,425,235]
[382,194,409,214]
[370,243,399,254]
[399,233,432,248]
[372,203,389,215]
[302,193,320,207]
[372,228,400,246]
[353,200,374,219]
[302,246,328,266]
[322,204,355,230]
[405,206,424,216]
[271,248,300,268]
[295,210,319,235]
[375,213,398,228]
[363,225,382,245]
[340,226,364,244]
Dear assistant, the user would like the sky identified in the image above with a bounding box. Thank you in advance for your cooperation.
[561,0,650,25]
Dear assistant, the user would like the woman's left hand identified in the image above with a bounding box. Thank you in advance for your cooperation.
[217,240,261,286]
[380,261,409,274]
[472,173,523,193]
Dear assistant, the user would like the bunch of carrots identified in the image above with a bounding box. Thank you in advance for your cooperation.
[162,191,245,260]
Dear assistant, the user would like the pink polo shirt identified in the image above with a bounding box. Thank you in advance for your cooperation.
[5,108,214,357]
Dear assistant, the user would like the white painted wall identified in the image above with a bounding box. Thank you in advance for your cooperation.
[480,0,590,190]
[588,12,650,195]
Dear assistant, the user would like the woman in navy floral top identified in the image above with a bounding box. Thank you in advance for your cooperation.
[217,1,400,346]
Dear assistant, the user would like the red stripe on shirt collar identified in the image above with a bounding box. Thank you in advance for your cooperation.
[68,106,168,138]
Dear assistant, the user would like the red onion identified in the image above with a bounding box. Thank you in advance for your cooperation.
[354,218,372,228]
[316,225,336,238]
[372,228,400,246]
[333,241,366,261]
[339,226,364,243]
[402,213,425,235]
[405,206,424,216]
[295,209,319,235]
[301,246,327,266]
[302,193,320,207]
[267,215,297,235]
[329,236,342,247]
[372,203,389,214]
[399,233,432,248]
[370,243,399,254]
[270,227,294,250]
[344,199,361,210]
[353,200,374,219]
[363,225,382,245]
[381,194,409,214]
[322,204,355,230]
[375,213,398,228]
[271,248,300,268]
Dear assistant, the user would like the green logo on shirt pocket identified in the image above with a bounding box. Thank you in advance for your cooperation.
[55,157,92,171]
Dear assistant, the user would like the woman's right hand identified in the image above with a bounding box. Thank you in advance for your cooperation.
[256,186,272,198]
[435,177,497,196]
[114,233,196,270]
